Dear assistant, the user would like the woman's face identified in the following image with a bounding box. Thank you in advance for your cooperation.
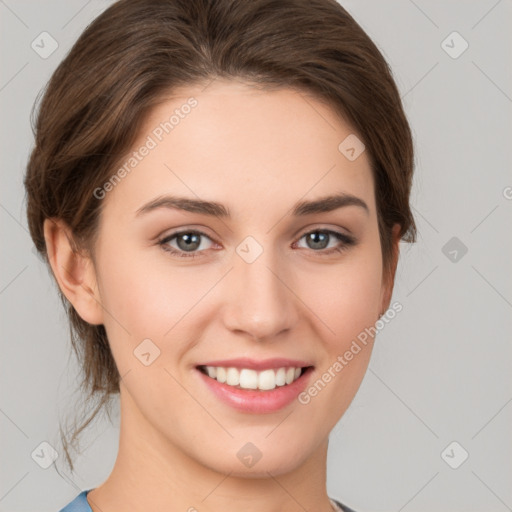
[87,78,396,476]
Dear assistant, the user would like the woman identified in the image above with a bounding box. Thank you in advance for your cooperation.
[24,0,416,510]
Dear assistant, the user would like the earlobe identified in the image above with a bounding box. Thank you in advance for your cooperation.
[43,218,104,326]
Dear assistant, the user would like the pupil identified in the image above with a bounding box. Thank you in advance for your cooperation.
[178,233,200,251]
[308,232,328,249]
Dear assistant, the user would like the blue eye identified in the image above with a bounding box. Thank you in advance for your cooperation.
[158,228,356,259]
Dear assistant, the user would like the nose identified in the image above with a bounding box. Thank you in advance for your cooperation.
[221,247,300,341]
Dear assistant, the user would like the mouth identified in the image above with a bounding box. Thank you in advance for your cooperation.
[196,364,312,391]
[194,361,315,413]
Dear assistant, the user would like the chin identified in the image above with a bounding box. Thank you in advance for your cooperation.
[197,440,314,478]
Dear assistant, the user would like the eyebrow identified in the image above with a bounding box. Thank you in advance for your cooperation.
[135,192,369,218]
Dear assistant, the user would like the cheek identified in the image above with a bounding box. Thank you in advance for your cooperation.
[95,245,217,369]
[299,249,383,347]
[97,245,203,331]
[304,247,383,414]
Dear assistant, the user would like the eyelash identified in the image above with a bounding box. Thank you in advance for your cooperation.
[157,228,356,259]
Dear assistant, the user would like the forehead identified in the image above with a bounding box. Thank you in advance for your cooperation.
[102,79,375,219]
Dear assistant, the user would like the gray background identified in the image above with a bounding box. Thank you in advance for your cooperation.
[1,1,511,511]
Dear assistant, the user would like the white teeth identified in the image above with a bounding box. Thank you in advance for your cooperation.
[275,368,286,386]
[258,369,276,390]
[202,365,305,390]
[216,367,226,383]
[226,367,240,386]
[239,369,258,389]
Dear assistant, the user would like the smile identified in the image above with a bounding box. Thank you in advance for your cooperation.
[195,361,315,414]
[198,365,306,391]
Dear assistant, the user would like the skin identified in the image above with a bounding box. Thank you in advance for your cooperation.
[44,78,400,512]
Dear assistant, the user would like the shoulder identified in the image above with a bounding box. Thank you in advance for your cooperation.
[58,489,93,512]
[332,498,358,512]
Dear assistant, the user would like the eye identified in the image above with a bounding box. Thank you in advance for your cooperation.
[158,230,215,259]
[158,228,356,259]
[294,229,356,255]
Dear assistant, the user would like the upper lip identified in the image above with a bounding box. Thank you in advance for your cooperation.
[196,358,314,371]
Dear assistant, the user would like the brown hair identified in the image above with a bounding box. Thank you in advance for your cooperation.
[24,0,416,471]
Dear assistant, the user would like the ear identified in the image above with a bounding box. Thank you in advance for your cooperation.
[43,218,104,325]
[379,223,402,317]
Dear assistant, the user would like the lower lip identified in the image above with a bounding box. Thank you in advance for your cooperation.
[196,367,314,414]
